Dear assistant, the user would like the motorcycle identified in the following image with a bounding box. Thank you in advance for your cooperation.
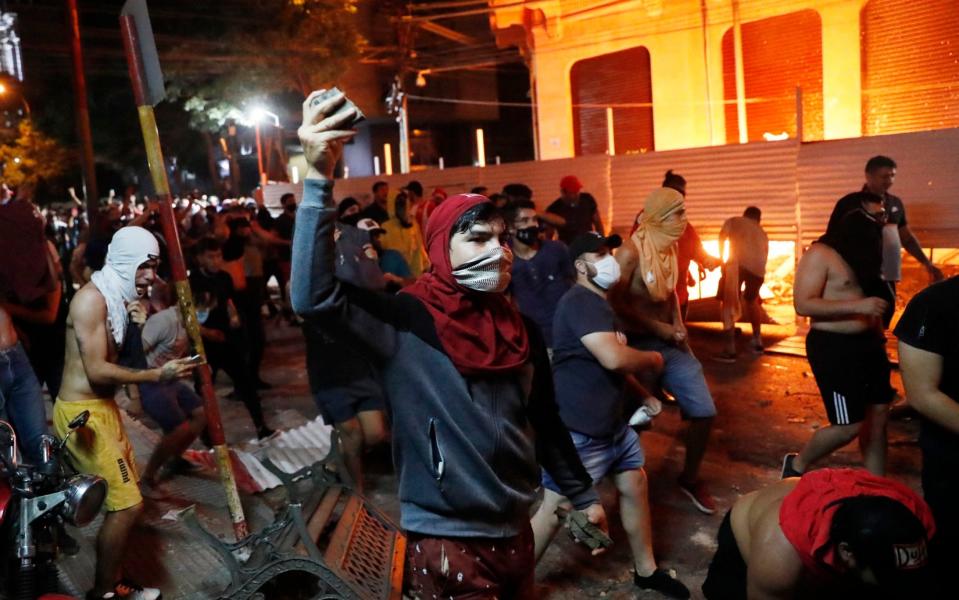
[0,411,107,600]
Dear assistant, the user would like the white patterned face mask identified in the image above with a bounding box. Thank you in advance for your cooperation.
[452,245,513,293]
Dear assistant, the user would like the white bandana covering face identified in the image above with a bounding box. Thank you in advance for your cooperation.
[452,245,513,293]
[90,226,160,346]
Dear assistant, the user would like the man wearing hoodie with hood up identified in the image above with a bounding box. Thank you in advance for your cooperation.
[292,89,607,599]
[59,225,198,600]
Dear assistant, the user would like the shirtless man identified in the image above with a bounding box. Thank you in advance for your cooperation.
[783,193,894,477]
[58,226,196,600]
[609,187,718,514]
[702,468,936,600]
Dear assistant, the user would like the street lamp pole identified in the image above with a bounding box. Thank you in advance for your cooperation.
[254,121,265,186]
[250,107,280,186]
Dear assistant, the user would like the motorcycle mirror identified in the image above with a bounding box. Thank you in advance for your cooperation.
[69,411,90,430]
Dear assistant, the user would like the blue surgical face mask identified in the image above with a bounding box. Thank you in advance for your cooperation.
[196,309,210,324]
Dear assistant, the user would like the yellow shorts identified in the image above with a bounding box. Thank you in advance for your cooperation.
[54,398,142,511]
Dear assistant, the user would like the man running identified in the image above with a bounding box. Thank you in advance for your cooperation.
[702,469,936,600]
[531,231,690,598]
[58,226,196,600]
[608,187,718,514]
[783,192,894,477]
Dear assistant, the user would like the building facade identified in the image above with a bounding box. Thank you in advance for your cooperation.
[490,0,959,159]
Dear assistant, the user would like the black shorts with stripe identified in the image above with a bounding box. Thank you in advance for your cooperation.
[806,328,894,426]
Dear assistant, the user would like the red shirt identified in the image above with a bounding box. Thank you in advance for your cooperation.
[778,469,935,580]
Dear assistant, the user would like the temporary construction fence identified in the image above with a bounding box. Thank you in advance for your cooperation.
[266,127,959,251]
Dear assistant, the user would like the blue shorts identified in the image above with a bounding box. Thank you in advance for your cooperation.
[628,336,717,419]
[139,380,203,433]
[542,425,645,492]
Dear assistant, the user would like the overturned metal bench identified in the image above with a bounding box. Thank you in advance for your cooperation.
[181,434,406,600]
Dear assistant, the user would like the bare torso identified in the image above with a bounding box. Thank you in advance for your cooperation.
[615,239,675,333]
[730,479,798,564]
[809,244,877,334]
[59,283,117,402]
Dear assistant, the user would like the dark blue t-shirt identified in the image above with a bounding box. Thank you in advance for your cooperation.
[551,285,626,438]
[510,240,574,347]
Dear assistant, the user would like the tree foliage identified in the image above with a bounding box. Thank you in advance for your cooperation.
[167,0,362,133]
[0,119,72,190]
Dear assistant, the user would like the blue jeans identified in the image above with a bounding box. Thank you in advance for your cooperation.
[0,342,49,463]
[629,336,717,419]
[542,425,645,492]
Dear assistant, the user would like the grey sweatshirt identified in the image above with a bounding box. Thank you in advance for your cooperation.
[291,178,598,538]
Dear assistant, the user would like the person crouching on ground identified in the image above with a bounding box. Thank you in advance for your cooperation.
[291,89,608,599]
[702,468,936,600]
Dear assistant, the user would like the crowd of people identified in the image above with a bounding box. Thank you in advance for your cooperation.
[0,89,953,600]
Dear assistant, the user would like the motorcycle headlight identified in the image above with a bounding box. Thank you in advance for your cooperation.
[60,474,107,526]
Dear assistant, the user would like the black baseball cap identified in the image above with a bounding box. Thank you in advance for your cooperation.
[568,231,622,261]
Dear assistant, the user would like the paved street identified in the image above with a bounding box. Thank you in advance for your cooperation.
[55,304,923,600]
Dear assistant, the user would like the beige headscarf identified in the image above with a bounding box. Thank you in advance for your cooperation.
[631,188,687,302]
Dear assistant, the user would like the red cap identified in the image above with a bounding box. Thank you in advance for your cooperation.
[560,175,583,193]
[432,187,448,200]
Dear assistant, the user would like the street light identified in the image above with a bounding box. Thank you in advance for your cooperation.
[249,106,280,186]
[0,81,30,117]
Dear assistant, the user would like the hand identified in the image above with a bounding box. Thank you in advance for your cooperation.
[926,263,944,283]
[383,273,405,285]
[127,300,148,326]
[157,357,200,382]
[856,296,889,318]
[298,89,358,180]
[671,323,687,345]
[580,503,610,556]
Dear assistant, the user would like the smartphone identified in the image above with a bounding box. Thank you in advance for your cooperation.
[311,87,365,128]
[187,354,203,364]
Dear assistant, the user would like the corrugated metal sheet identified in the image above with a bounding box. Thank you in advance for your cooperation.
[609,141,800,241]
[571,46,654,156]
[861,0,959,136]
[797,128,959,247]
[267,128,959,250]
[722,9,824,143]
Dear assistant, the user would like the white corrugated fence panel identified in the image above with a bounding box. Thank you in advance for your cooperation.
[610,141,799,241]
[797,128,959,247]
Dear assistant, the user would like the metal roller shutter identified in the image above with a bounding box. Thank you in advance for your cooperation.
[570,46,655,156]
[722,9,823,143]
[861,0,959,136]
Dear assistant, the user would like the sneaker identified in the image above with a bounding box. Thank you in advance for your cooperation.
[751,340,764,354]
[87,579,162,600]
[781,453,803,479]
[678,479,717,515]
[634,569,690,599]
[713,351,737,364]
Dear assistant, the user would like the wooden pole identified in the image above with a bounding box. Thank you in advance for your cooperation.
[66,0,99,227]
[120,14,249,541]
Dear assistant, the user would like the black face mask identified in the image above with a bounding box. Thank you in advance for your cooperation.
[514,226,540,246]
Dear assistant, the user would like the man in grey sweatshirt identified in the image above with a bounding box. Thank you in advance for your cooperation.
[291,89,607,599]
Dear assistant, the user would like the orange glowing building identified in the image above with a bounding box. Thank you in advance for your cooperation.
[490,0,959,159]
